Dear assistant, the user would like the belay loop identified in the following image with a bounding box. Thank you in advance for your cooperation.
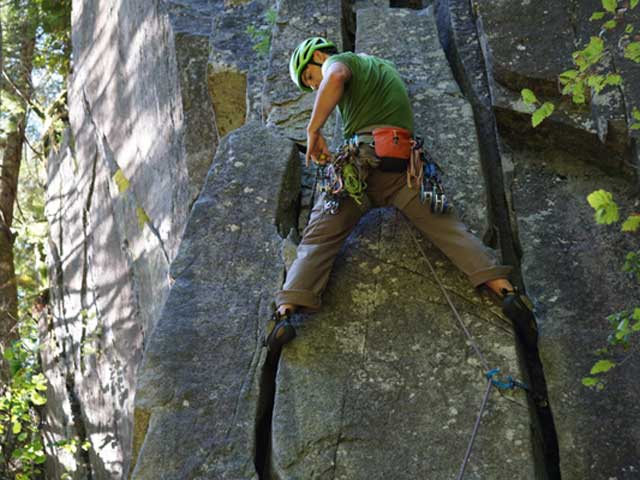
[411,137,449,214]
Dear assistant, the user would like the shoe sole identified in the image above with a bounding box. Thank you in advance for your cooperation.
[266,319,297,353]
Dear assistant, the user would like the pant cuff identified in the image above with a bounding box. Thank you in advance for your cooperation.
[468,265,514,288]
[275,289,321,311]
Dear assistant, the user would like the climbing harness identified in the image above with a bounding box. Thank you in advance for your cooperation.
[316,141,373,214]
[315,133,449,216]
[403,217,528,480]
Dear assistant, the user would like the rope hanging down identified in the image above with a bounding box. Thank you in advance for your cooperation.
[402,216,527,480]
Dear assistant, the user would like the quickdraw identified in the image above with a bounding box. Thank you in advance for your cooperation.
[412,137,449,214]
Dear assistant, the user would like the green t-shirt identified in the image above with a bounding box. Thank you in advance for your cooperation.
[324,52,414,138]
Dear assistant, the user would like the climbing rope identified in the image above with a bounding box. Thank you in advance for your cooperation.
[342,163,366,205]
[402,216,528,480]
[405,219,490,371]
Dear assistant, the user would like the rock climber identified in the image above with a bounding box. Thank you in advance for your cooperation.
[265,36,536,357]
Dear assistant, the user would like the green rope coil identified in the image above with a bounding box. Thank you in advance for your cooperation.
[342,163,366,204]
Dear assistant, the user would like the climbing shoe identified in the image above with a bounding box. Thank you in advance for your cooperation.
[264,311,297,355]
[502,289,538,350]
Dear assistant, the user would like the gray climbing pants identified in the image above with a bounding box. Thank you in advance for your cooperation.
[275,145,512,311]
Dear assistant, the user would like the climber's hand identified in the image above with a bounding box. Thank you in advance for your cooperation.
[306,130,331,166]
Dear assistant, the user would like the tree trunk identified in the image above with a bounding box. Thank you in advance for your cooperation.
[0,4,37,385]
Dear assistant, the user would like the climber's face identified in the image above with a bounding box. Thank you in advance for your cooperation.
[301,65,322,90]
[301,50,325,91]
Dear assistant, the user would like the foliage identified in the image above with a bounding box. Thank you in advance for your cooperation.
[1,0,71,146]
[246,7,277,57]
[520,0,640,128]
[0,318,48,477]
[582,191,640,390]
[521,88,555,127]
[516,1,640,390]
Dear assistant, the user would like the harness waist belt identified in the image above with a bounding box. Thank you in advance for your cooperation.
[378,157,408,172]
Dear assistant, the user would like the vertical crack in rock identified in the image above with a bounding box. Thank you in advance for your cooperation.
[48,227,69,360]
[252,135,303,479]
[341,0,356,52]
[82,88,172,267]
[434,1,561,477]
[329,388,348,480]
[79,150,98,373]
[65,373,93,479]
[255,352,278,480]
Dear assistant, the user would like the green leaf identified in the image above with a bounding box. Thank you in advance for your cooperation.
[622,214,640,232]
[626,24,635,34]
[602,0,617,13]
[572,81,587,104]
[615,318,630,339]
[603,19,617,30]
[590,11,606,20]
[595,204,620,224]
[591,359,616,374]
[604,73,622,86]
[12,420,22,434]
[521,88,538,104]
[587,189,620,224]
[30,392,46,406]
[582,376,600,387]
[624,42,640,62]
[633,108,640,121]
[113,169,130,194]
[559,69,578,85]
[587,75,607,93]
[16,274,38,289]
[574,37,605,73]
[32,373,48,391]
[532,102,555,127]
[632,0,639,8]
[62,442,77,454]
[562,82,574,96]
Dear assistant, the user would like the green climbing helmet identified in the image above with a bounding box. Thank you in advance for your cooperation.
[289,37,336,92]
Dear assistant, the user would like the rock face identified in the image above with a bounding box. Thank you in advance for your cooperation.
[477,0,638,172]
[135,3,535,479]
[43,0,221,477]
[132,123,300,479]
[462,0,640,478]
[44,0,640,478]
[510,149,640,480]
